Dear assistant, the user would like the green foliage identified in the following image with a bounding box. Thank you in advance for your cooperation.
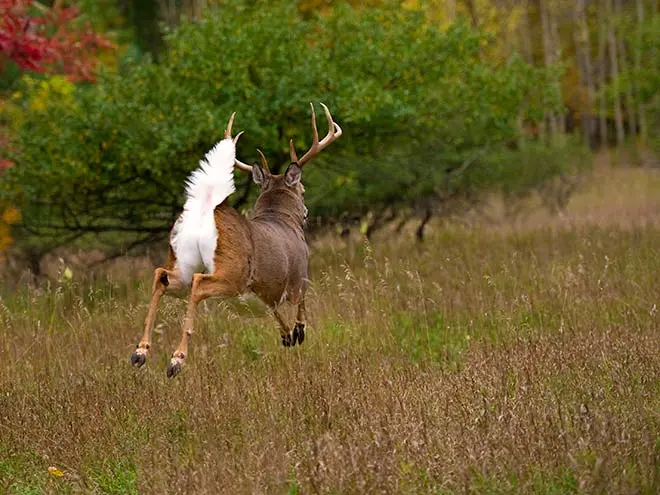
[390,310,468,367]
[89,460,139,495]
[2,0,563,254]
[610,12,660,152]
[0,449,46,495]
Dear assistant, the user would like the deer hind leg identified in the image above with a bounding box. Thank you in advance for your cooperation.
[294,296,306,345]
[131,267,185,368]
[167,272,240,378]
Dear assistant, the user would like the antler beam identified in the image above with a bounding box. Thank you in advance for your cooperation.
[289,103,343,167]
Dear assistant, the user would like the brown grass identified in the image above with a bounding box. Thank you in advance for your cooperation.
[0,162,659,494]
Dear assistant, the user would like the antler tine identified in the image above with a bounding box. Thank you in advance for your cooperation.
[256,149,270,173]
[224,112,253,173]
[224,112,236,139]
[289,139,299,163]
[296,102,343,167]
[320,102,343,140]
[232,130,244,145]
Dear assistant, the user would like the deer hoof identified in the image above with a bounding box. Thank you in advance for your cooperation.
[131,348,147,368]
[282,333,294,347]
[293,323,305,345]
[167,356,184,378]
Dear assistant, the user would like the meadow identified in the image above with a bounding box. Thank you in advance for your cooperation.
[0,159,659,494]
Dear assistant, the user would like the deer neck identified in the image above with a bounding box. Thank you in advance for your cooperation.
[252,192,306,231]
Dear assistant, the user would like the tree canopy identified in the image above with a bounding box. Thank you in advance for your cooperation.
[1,1,568,255]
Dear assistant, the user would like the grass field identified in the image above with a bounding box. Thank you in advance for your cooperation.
[1,159,659,494]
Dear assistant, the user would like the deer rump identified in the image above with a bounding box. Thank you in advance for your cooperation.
[168,136,307,306]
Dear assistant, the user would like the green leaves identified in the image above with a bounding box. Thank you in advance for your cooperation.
[2,0,566,253]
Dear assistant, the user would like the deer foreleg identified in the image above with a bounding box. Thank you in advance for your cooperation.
[167,272,240,378]
[272,308,295,347]
[272,296,306,348]
[131,268,183,368]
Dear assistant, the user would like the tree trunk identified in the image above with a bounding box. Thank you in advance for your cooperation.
[540,0,558,140]
[549,3,565,134]
[130,0,164,60]
[415,209,432,242]
[598,0,609,146]
[446,0,457,21]
[520,0,533,63]
[635,0,648,143]
[574,0,596,146]
[607,0,625,145]
[616,0,637,137]
[463,0,480,28]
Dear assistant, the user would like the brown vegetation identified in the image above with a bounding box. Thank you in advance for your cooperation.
[0,162,658,493]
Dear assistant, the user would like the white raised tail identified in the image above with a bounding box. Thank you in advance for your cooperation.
[170,138,236,284]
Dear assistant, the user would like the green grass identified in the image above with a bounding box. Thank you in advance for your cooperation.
[0,165,659,493]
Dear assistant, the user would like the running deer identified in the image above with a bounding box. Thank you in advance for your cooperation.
[130,103,342,377]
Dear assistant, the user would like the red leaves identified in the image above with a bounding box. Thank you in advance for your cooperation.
[0,0,114,81]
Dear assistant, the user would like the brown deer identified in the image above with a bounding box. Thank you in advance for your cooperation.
[130,103,342,377]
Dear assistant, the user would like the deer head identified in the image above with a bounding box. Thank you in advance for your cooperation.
[226,102,342,224]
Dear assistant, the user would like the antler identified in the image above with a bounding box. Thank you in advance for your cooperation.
[256,149,271,173]
[289,103,343,167]
[225,112,253,173]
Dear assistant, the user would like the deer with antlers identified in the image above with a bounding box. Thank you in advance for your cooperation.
[130,103,342,377]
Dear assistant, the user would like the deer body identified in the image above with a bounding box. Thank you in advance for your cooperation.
[131,104,341,377]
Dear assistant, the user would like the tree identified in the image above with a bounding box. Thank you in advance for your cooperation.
[1,1,570,264]
[0,0,113,82]
[0,0,114,262]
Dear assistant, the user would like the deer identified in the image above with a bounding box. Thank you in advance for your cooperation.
[130,103,342,377]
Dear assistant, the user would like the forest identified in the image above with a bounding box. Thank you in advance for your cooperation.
[0,0,657,271]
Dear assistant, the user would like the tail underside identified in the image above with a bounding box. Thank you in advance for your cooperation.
[183,138,236,215]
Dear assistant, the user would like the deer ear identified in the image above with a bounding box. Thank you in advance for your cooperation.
[285,162,302,187]
[252,162,266,185]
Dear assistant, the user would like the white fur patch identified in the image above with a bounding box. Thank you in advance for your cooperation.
[170,138,236,285]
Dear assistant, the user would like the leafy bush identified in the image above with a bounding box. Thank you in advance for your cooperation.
[2,0,564,257]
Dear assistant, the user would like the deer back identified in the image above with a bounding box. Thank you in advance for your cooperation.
[246,186,308,306]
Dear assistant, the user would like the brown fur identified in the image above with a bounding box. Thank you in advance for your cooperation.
[131,105,340,377]
[131,175,308,376]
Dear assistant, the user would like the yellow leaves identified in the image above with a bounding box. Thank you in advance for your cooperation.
[48,466,65,477]
[1,207,21,225]
[0,207,21,253]
[28,76,75,113]
[7,75,77,115]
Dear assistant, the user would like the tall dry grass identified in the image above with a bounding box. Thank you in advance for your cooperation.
[0,162,659,494]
